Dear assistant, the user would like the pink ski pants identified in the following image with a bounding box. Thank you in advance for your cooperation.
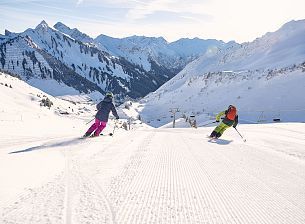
[86,118,107,136]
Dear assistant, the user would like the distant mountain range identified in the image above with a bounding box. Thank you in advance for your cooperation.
[0,21,229,100]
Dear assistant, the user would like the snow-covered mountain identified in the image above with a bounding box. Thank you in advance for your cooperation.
[53,22,94,45]
[0,32,103,97]
[190,20,305,73]
[95,35,227,74]
[137,19,305,127]
[0,21,230,100]
[168,38,230,59]
[1,21,191,99]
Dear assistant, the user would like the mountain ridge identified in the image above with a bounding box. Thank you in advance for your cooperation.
[1,20,229,100]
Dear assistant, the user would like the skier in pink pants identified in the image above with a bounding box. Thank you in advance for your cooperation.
[84,92,119,137]
[85,119,107,137]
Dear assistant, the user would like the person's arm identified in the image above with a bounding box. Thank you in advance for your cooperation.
[111,103,119,119]
[233,115,239,128]
[96,101,102,111]
[215,111,225,122]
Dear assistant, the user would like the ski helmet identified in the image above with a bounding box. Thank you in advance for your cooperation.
[228,105,234,110]
[105,92,114,98]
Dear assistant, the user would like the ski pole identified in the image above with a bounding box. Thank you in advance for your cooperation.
[110,119,118,136]
[234,127,246,142]
[86,117,95,125]
[201,121,217,127]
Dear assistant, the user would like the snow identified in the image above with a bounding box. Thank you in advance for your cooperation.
[53,22,94,44]
[168,37,225,57]
[1,20,235,99]
[94,34,227,72]
[136,19,305,127]
[1,19,305,223]
[187,20,305,73]
[19,23,131,89]
[28,78,82,96]
[1,71,305,223]
[1,121,305,222]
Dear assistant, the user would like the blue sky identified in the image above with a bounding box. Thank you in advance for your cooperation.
[1,0,305,43]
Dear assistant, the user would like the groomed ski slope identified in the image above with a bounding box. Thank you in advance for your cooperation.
[1,123,305,224]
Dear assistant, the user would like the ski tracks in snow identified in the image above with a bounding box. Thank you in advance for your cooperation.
[1,136,117,224]
[102,129,305,223]
[1,175,66,224]
[1,127,305,223]
[185,130,305,223]
[106,131,157,223]
[62,137,117,224]
[106,130,234,223]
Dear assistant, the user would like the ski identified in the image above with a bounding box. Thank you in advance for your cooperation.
[81,133,113,139]
[206,135,218,140]
[100,133,114,137]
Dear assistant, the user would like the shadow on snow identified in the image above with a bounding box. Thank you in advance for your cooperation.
[9,137,84,154]
[208,139,233,145]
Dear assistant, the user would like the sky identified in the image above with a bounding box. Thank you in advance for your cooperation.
[0,0,305,43]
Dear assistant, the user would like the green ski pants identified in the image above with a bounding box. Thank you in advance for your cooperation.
[213,122,230,136]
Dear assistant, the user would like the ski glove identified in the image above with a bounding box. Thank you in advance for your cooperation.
[216,120,220,122]
[233,123,237,128]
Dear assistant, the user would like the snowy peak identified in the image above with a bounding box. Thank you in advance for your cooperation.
[96,35,168,45]
[95,34,228,73]
[31,20,57,39]
[54,22,93,43]
[5,29,15,36]
[37,20,49,27]
[188,19,305,74]
[1,20,175,99]
[169,38,226,57]
[278,19,305,34]
[259,19,305,43]
[125,35,168,46]
[53,22,71,33]
[95,34,169,53]
[35,20,50,32]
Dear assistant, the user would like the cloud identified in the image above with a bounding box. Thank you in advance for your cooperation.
[125,0,211,21]
[1,0,304,43]
[77,0,84,5]
[134,10,212,25]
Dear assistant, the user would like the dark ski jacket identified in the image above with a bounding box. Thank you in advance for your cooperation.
[95,96,119,122]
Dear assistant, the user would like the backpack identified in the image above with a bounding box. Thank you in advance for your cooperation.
[225,105,237,121]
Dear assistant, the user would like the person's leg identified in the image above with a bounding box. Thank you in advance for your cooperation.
[216,123,230,138]
[94,121,107,136]
[210,123,222,137]
[85,119,99,136]
[210,130,218,138]
[210,122,228,138]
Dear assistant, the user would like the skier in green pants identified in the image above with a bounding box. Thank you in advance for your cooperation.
[210,105,239,139]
